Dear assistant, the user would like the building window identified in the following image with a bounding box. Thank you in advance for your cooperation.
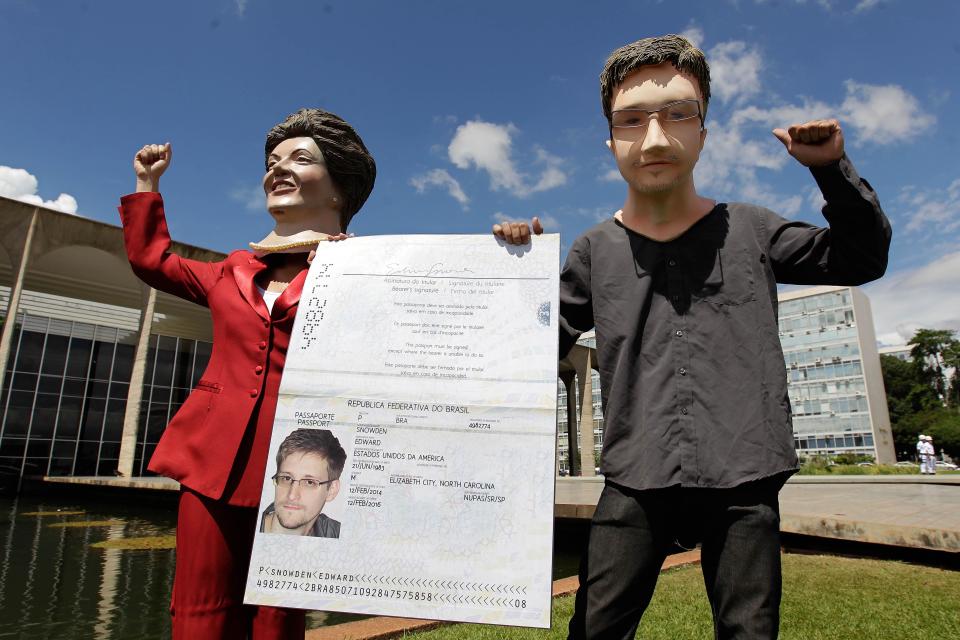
[0,313,138,480]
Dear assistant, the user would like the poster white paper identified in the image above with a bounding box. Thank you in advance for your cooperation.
[244,234,560,628]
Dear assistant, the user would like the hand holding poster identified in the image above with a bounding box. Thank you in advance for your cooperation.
[244,234,559,628]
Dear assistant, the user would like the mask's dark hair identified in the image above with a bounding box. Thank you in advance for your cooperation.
[276,428,347,480]
[599,34,711,126]
[265,108,376,231]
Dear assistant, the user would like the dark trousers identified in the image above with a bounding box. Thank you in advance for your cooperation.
[172,489,306,639]
[568,479,783,640]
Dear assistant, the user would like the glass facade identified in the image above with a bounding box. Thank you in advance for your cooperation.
[557,366,603,473]
[0,311,210,482]
[779,289,878,457]
[0,313,135,479]
[132,335,211,476]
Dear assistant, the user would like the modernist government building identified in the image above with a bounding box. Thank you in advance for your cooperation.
[0,196,895,489]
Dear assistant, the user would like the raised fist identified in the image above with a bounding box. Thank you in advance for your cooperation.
[772,119,844,167]
[134,143,171,191]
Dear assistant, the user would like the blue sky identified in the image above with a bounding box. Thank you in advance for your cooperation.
[1,0,958,345]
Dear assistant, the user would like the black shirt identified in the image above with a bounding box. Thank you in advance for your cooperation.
[559,156,891,490]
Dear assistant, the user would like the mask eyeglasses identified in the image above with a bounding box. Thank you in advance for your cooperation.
[272,473,336,491]
[610,99,704,132]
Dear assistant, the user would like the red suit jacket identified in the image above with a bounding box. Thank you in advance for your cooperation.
[120,192,306,506]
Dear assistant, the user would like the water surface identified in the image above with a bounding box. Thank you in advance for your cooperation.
[0,493,584,638]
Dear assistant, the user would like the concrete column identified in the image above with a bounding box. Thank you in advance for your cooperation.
[574,348,596,477]
[561,371,580,476]
[116,283,156,477]
[0,208,39,395]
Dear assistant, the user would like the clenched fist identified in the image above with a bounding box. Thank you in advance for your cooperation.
[134,143,172,192]
[772,119,844,167]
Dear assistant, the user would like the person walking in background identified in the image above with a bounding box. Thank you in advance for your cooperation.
[924,435,937,474]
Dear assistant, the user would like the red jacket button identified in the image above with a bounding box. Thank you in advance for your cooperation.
[250,389,259,398]
[259,341,267,350]
[255,365,263,374]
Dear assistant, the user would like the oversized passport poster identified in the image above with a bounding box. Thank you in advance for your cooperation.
[244,234,559,628]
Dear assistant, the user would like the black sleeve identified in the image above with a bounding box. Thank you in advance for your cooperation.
[766,155,892,286]
[558,235,595,358]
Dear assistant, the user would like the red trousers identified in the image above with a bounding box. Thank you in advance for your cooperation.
[172,489,306,639]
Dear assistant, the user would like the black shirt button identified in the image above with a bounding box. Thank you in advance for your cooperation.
[680,407,688,415]
[668,259,677,267]
[679,367,687,376]
[675,330,684,337]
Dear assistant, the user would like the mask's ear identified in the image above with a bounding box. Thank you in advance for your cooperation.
[325,478,341,503]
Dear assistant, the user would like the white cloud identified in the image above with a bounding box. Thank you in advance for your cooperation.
[679,24,704,48]
[530,147,568,192]
[449,121,521,193]
[234,0,248,16]
[735,167,803,217]
[599,167,621,183]
[695,121,787,197]
[854,0,882,12]
[447,120,568,198]
[694,38,932,218]
[838,81,935,145]
[410,169,469,209]
[897,178,960,234]
[0,166,78,214]
[229,183,265,212]
[807,185,827,212]
[757,0,885,10]
[864,251,960,345]
[728,82,933,146]
[538,213,560,230]
[707,41,762,104]
[730,99,835,130]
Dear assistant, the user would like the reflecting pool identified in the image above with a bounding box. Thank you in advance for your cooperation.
[0,494,371,639]
[0,493,584,638]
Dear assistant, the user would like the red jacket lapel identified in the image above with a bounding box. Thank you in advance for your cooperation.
[272,267,308,319]
[233,256,271,321]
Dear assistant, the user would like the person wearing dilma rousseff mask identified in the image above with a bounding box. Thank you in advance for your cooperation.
[119,108,375,639]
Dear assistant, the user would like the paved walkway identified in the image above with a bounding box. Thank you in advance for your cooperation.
[43,474,958,638]
[556,475,960,552]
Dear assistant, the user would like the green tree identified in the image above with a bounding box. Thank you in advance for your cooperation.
[909,329,959,405]
[881,355,941,459]
[943,341,960,409]
[898,409,960,461]
[881,355,940,423]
